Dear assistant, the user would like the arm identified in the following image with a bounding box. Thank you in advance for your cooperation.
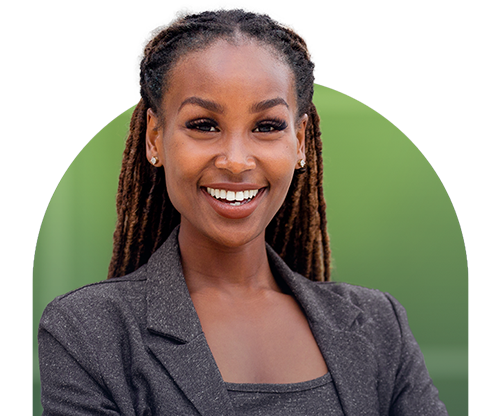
[38,301,120,416]
[385,293,448,416]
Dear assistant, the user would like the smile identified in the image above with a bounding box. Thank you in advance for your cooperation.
[206,187,259,206]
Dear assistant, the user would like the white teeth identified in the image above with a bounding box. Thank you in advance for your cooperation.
[206,187,259,204]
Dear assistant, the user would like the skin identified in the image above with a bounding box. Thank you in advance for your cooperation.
[146,39,327,384]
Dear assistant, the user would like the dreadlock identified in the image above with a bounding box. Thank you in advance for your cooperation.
[108,9,331,281]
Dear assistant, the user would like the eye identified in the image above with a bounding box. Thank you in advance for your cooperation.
[253,118,288,133]
[185,118,219,132]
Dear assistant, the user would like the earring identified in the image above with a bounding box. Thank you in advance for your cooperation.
[299,159,306,168]
[150,156,158,166]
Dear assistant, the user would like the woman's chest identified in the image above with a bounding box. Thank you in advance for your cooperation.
[192,291,328,384]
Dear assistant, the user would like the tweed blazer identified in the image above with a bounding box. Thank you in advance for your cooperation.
[38,228,448,415]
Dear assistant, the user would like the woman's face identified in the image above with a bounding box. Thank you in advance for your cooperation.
[146,40,307,248]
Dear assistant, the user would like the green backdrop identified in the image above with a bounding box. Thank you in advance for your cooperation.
[0,85,500,416]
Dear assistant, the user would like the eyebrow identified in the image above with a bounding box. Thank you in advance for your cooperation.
[178,97,224,114]
[178,96,289,114]
[250,98,289,113]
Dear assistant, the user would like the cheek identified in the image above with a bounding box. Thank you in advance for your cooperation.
[160,138,198,206]
[160,134,219,214]
[264,147,297,196]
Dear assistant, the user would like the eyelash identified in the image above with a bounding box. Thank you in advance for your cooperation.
[185,118,288,133]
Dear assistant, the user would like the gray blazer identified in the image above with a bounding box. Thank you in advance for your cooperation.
[39,228,448,415]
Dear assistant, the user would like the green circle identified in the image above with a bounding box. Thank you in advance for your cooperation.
[33,85,467,415]
[32,107,133,415]
[316,84,467,345]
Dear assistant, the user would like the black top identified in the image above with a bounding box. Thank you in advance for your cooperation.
[226,372,344,415]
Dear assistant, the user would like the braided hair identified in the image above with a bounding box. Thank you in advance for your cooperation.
[108,9,331,281]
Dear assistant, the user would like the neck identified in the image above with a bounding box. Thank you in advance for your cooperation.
[178,222,280,296]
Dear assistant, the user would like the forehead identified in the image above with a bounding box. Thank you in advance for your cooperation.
[163,40,296,111]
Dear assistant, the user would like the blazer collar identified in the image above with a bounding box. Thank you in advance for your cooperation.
[266,246,363,332]
[145,227,379,415]
[145,227,365,340]
[145,227,202,342]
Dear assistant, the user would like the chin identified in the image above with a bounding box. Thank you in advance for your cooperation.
[179,212,272,251]
[205,227,265,250]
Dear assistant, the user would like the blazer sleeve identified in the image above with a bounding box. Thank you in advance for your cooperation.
[38,299,120,416]
[384,293,448,416]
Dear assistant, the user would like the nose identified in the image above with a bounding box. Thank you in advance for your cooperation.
[214,134,256,174]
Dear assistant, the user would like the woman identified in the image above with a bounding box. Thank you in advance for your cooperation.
[38,9,448,415]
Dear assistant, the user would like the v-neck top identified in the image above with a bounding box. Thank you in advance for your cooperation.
[225,372,344,415]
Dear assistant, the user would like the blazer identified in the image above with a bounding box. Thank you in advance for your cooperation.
[38,228,448,415]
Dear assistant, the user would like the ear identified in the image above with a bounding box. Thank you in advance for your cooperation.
[145,108,163,167]
[295,113,308,164]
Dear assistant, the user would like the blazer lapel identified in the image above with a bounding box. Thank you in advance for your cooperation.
[146,336,233,416]
[267,247,381,416]
[311,325,380,416]
[144,229,234,416]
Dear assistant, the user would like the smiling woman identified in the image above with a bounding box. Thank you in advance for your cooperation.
[38,9,448,416]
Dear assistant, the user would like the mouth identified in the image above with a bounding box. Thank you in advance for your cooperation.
[205,187,260,206]
[201,185,265,220]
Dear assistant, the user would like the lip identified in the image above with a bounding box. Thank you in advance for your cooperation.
[202,183,264,192]
[201,185,266,220]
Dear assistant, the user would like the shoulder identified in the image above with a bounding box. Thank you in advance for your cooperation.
[311,278,404,321]
[301,278,410,347]
[305,283,447,414]
[39,265,149,336]
[316,280,388,301]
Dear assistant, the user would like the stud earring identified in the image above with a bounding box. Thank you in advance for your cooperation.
[299,159,306,168]
[150,156,158,166]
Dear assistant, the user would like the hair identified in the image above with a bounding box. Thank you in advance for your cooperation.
[108,9,331,281]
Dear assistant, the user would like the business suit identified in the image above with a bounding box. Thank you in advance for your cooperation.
[39,228,448,415]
